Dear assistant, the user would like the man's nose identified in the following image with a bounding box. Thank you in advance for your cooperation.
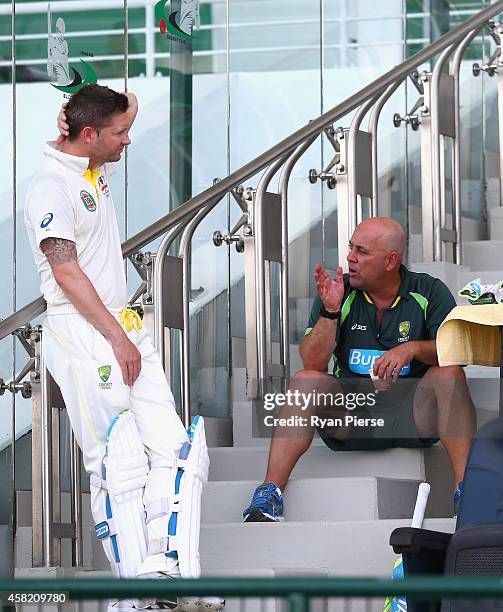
[123,135,131,145]
[347,247,357,262]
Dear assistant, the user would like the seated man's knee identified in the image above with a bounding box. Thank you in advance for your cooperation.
[428,364,466,381]
[292,369,332,382]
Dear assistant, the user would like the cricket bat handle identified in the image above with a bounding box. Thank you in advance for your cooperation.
[411,482,431,529]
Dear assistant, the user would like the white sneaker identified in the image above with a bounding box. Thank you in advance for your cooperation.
[136,555,224,611]
[175,596,225,611]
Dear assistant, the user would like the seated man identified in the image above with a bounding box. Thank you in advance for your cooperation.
[243,216,476,522]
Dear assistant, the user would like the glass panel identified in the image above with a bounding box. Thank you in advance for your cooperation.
[228,0,322,372]
[0,0,14,578]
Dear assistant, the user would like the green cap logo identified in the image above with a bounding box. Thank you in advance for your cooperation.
[98,365,111,383]
[399,321,410,337]
[80,190,96,212]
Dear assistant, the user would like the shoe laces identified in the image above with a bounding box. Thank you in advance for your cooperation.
[250,483,282,512]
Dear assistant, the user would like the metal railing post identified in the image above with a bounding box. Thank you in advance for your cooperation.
[452,29,479,265]
[30,328,44,567]
[278,136,318,391]
[254,154,291,397]
[420,71,434,262]
[368,81,402,216]
[334,128,350,269]
[495,23,503,209]
[178,205,217,428]
[153,221,191,381]
[70,433,83,567]
[348,94,381,225]
[430,43,456,261]
[40,353,54,567]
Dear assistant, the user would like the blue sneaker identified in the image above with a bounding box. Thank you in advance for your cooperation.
[243,483,284,522]
[453,481,463,516]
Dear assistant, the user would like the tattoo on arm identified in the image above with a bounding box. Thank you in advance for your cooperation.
[40,238,77,266]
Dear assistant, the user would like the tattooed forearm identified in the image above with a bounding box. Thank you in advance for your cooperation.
[40,238,77,266]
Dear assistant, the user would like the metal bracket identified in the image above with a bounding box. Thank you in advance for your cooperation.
[13,323,36,358]
[473,61,498,77]
[0,378,32,399]
[409,69,425,95]
[308,125,342,187]
[308,169,337,188]
[213,192,252,253]
[130,251,155,305]
[392,95,424,130]
[214,178,248,214]
[0,326,39,398]
[473,20,503,77]
[213,231,245,253]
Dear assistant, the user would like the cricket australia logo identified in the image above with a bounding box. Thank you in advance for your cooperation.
[155,0,198,42]
[47,5,97,93]
[398,320,410,343]
[80,190,97,212]
[98,365,112,389]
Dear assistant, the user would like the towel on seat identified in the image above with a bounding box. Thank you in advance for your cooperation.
[437,304,503,367]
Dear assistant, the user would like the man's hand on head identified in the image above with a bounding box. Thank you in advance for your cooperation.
[124,92,138,129]
[56,101,69,145]
[314,264,344,312]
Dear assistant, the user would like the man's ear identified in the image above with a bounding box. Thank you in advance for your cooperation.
[81,126,97,144]
[385,251,399,272]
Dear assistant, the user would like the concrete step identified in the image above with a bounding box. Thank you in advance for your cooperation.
[200,518,455,575]
[203,477,427,524]
[209,445,426,482]
[463,240,503,271]
[457,270,503,288]
[410,262,468,298]
[208,444,452,518]
[489,206,503,240]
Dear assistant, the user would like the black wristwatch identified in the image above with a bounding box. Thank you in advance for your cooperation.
[319,303,341,320]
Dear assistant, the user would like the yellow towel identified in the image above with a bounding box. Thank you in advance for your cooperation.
[437,304,503,367]
[119,308,142,332]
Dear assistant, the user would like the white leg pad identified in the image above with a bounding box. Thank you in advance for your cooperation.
[91,410,149,578]
[137,416,209,579]
[171,415,209,578]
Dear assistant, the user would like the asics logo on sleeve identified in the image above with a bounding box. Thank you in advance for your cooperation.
[348,348,410,376]
[351,323,367,331]
[40,213,54,229]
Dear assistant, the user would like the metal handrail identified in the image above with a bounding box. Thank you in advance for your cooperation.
[4,576,503,600]
[2,0,503,340]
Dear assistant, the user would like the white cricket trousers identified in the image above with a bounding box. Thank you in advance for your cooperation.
[42,311,189,575]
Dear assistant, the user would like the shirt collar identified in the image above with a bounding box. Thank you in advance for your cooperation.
[44,141,91,174]
[361,264,410,306]
[397,264,411,299]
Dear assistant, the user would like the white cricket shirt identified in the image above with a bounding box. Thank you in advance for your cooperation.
[25,143,127,313]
